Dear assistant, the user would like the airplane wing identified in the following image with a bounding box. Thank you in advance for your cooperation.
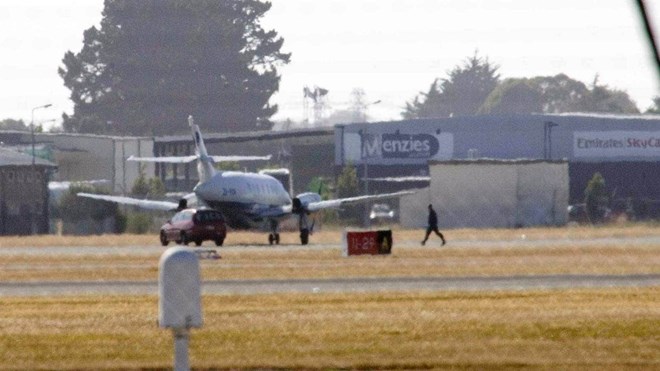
[306,190,415,212]
[77,192,180,211]
[255,205,292,218]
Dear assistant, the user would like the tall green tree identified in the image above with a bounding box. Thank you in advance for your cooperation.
[479,78,543,114]
[645,96,660,114]
[480,74,640,115]
[403,53,500,119]
[529,74,591,113]
[59,0,290,135]
[58,184,125,233]
[584,172,609,224]
[130,166,166,198]
[335,164,360,223]
[584,77,639,114]
[0,119,28,131]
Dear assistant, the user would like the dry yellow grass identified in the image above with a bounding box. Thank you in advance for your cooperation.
[0,288,658,369]
[1,225,658,369]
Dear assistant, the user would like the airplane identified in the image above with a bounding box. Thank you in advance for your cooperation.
[79,116,413,245]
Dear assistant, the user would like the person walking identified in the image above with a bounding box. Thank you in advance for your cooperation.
[422,204,446,246]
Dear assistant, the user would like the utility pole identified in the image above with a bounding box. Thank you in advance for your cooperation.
[30,104,52,166]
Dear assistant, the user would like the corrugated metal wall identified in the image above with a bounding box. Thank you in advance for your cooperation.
[400,160,568,229]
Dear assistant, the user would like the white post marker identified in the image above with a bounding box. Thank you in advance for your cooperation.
[159,247,203,371]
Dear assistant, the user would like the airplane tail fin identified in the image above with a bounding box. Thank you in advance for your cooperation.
[189,115,215,183]
[127,116,270,185]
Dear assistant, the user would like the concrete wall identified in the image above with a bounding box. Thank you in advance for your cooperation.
[31,133,153,194]
[113,138,154,194]
[399,187,430,228]
[400,160,568,229]
[50,135,114,183]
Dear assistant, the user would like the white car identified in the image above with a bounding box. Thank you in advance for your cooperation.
[369,203,395,223]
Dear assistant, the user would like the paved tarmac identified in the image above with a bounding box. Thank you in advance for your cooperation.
[2,236,658,296]
[1,274,658,296]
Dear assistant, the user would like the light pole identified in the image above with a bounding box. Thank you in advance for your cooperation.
[359,100,385,228]
[362,99,381,123]
[31,104,52,165]
[361,100,384,228]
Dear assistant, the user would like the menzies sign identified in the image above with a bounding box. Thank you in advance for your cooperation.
[574,131,660,159]
[342,129,453,165]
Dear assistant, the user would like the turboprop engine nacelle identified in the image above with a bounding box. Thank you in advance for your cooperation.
[292,192,322,214]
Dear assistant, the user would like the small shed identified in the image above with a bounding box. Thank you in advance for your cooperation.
[0,148,57,235]
[400,159,569,229]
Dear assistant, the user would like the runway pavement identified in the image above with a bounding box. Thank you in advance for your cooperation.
[1,274,659,297]
[2,236,659,296]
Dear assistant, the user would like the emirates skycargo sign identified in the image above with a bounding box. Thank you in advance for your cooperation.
[574,131,660,158]
[354,129,453,163]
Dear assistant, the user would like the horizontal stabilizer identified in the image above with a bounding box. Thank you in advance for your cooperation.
[127,155,198,164]
[306,190,415,212]
[77,192,180,211]
[127,155,271,163]
[211,155,272,162]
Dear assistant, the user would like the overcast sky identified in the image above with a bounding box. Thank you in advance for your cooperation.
[0,0,658,129]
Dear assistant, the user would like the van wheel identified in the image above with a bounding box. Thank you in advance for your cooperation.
[194,239,202,246]
[180,232,189,245]
[215,237,224,246]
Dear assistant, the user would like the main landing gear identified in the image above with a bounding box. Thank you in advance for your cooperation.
[268,219,280,245]
[300,228,309,245]
[268,233,280,245]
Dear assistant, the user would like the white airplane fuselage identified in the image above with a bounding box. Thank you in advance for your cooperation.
[193,171,292,229]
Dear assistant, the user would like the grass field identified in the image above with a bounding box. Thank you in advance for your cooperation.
[1,225,659,369]
[1,289,658,370]
[1,242,658,282]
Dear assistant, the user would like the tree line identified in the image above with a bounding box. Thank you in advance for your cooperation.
[403,53,650,120]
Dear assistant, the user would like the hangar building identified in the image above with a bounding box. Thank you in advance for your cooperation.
[0,131,153,194]
[335,113,660,223]
[400,159,569,228]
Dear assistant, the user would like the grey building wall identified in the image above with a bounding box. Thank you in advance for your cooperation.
[400,160,569,229]
[0,131,153,194]
[335,113,660,212]
[336,114,660,166]
[0,149,56,235]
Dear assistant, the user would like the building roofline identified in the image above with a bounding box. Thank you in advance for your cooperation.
[429,158,569,166]
[155,127,334,144]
